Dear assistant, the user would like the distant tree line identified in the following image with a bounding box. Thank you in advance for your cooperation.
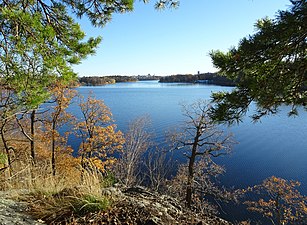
[80,73,235,86]
[159,73,235,86]
[79,77,116,86]
[160,74,196,83]
[108,76,138,83]
[137,75,161,81]
[79,76,138,86]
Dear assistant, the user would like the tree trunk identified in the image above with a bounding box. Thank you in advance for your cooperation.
[51,123,56,176]
[186,129,201,208]
[0,123,12,175]
[186,155,195,208]
[275,195,281,225]
[30,110,36,165]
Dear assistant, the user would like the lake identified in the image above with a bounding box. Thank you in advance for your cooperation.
[74,80,307,220]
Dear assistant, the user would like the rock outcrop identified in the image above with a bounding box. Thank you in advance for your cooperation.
[0,192,43,225]
[94,186,231,225]
[0,187,231,225]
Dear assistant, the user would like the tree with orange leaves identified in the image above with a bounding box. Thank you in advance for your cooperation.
[244,176,307,225]
[43,84,77,176]
[75,94,124,175]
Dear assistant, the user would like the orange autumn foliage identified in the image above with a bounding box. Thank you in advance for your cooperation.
[244,176,307,225]
[75,94,125,173]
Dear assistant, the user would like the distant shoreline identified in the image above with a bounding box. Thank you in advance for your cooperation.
[79,73,235,87]
[158,73,235,87]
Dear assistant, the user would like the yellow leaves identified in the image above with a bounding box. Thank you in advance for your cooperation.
[238,221,250,225]
[0,84,125,190]
[78,125,124,156]
[82,157,117,173]
[272,176,279,182]
[264,211,273,217]
[56,152,80,177]
[79,95,113,126]
[244,176,307,224]
[76,94,125,174]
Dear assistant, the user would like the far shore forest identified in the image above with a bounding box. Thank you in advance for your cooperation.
[79,73,235,87]
[0,0,306,224]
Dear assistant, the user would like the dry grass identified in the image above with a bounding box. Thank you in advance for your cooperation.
[23,168,112,224]
[1,160,77,192]
[2,159,107,192]
[0,156,114,224]
[25,188,111,224]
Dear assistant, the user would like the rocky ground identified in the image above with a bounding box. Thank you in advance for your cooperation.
[0,187,231,225]
[95,186,232,225]
[0,191,43,225]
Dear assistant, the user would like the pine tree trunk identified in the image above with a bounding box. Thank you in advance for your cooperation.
[30,110,36,165]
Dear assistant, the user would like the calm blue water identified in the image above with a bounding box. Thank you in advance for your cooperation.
[73,81,307,193]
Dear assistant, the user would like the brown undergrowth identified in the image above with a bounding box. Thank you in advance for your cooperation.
[0,151,114,224]
[25,186,111,224]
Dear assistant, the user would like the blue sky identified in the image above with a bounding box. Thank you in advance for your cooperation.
[73,0,291,77]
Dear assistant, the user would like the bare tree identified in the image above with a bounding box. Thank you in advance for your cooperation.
[15,109,44,165]
[172,100,234,208]
[143,147,174,192]
[0,88,18,174]
[115,116,151,187]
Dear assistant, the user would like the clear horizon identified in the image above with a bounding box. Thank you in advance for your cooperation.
[73,0,290,77]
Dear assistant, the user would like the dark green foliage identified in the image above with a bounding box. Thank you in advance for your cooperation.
[0,0,101,110]
[63,0,135,27]
[197,73,235,86]
[210,0,306,123]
